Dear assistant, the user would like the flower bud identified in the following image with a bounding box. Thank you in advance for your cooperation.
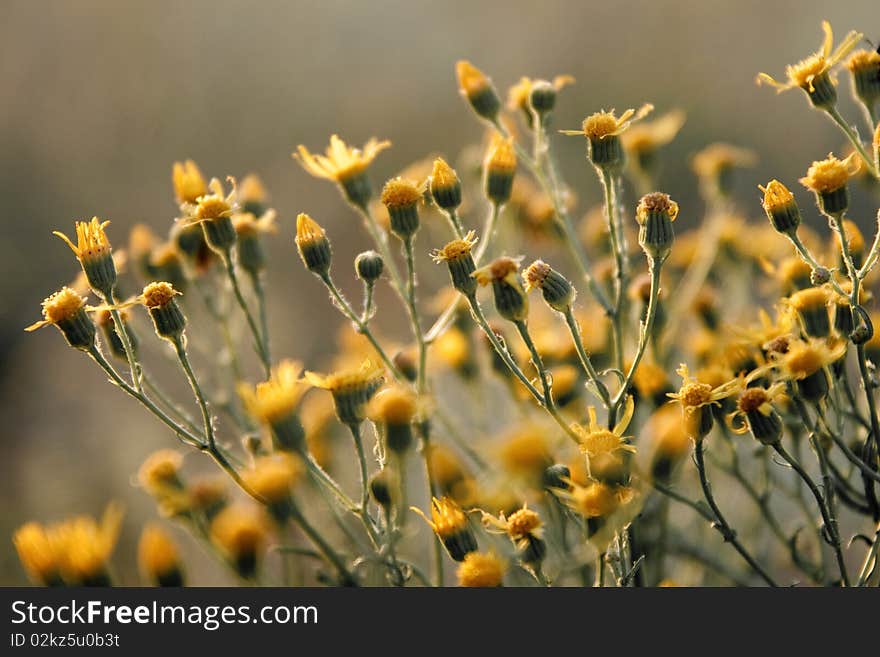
[635,192,678,262]
[355,250,384,283]
[738,388,783,445]
[430,158,462,211]
[369,386,418,454]
[529,80,557,115]
[143,282,185,340]
[432,231,479,296]
[305,362,385,427]
[416,497,478,562]
[195,192,238,254]
[369,470,394,509]
[839,219,865,269]
[472,257,528,322]
[150,242,188,293]
[456,60,501,121]
[800,153,858,216]
[789,287,831,338]
[519,534,547,566]
[542,463,571,491]
[242,453,303,523]
[457,551,505,587]
[209,505,270,579]
[295,213,332,276]
[811,266,831,286]
[239,174,268,217]
[523,260,576,312]
[760,180,801,235]
[392,350,418,382]
[381,178,422,239]
[847,50,880,108]
[26,287,97,351]
[138,524,184,587]
[54,218,118,298]
[484,135,517,206]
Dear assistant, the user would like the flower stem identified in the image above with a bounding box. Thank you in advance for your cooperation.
[424,202,500,345]
[610,256,663,424]
[773,440,850,586]
[173,337,216,451]
[402,235,428,394]
[318,272,403,381]
[694,439,779,587]
[562,306,611,406]
[222,250,270,376]
[249,271,271,365]
[600,168,626,372]
[88,345,205,448]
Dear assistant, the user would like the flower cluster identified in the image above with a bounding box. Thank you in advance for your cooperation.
[15,19,880,588]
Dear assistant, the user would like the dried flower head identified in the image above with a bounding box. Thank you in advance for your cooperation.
[457,551,506,587]
[13,523,61,585]
[692,143,757,179]
[380,177,423,210]
[141,281,180,309]
[239,360,308,426]
[368,385,419,425]
[523,259,576,311]
[26,287,87,331]
[563,104,654,140]
[507,75,574,115]
[294,134,390,185]
[242,453,304,505]
[305,360,385,425]
[432,231,478,263]
[138,449,185,496]
[779,337,845,380]
[636,192,680,225]
[799,152,858,194]
[239,173,268,205]
[729,383,788,444]
[757,21,862,99]
[191,177,237,222]
[232,208,277,237]
[562,481,633,519]
[620,109,686,158]
[54,217,112,265]
[482,503,544,543]
[413,496,478,562]
[209,504,271,577]
[48,503,124,585]
[138,524,182,586]
[472,256,522,287]
[413,497,468,540]
[572,399,637,483]
[26,286,97,350]
[172,160,208,205]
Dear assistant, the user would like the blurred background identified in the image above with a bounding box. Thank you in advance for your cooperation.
[1,0,877,584]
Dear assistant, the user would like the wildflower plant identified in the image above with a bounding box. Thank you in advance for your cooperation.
[15,19,880,588]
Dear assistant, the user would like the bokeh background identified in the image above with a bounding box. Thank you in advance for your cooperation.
[1,0,877,584]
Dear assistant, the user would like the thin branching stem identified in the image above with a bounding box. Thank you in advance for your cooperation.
[222,250,270,376]
[693,439,779,586]
[774,435,850,587]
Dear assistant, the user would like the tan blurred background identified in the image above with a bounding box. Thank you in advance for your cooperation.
[1,0,877,584]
